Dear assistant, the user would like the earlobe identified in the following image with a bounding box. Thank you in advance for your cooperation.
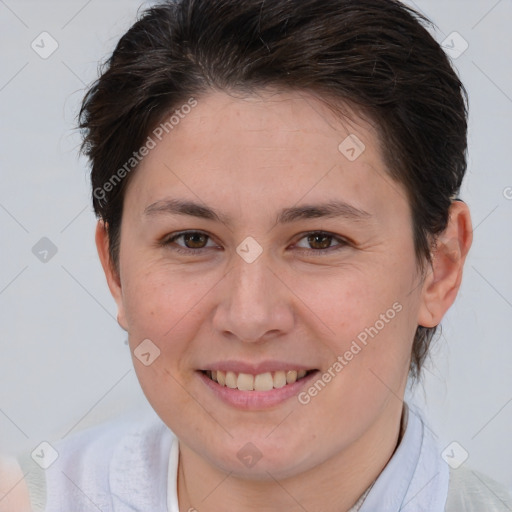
[95,220,128,331]
[417,201,473,328]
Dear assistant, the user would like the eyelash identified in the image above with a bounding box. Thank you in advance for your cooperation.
[160,230,349,256]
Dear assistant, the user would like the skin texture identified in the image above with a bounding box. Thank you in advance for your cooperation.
[94,90,472,512]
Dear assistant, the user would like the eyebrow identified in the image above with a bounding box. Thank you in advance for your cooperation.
[143,198,372,225]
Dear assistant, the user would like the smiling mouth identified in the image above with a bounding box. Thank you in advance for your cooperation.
[202,369,316,391]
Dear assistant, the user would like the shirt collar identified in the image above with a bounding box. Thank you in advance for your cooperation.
[166,402,449,512]
[359,402,449,512]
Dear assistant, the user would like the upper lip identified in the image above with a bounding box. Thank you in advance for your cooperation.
[200,360,316,374]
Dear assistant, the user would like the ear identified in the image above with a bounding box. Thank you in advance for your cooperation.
[417,200,473,328]
[95,220,128,331]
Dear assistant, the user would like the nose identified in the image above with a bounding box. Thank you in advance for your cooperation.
[212,249,295,343]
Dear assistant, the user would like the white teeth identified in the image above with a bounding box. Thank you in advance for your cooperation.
[225,371,237,389]
[273,370,287,388]
[286,370,297,384]
[216,370,226,386]
[254,372,274,391]
[206,369,310,391]
[237,373,254,391]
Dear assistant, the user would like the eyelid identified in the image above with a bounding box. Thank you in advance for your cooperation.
[292,231,349,253]
[161,230,220,251]
[161,229,349,255]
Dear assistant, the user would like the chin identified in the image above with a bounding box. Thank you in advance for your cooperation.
[202,436,314,480]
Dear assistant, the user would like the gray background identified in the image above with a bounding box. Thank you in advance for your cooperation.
[1,0,511,491]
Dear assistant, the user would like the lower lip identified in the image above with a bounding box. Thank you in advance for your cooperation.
[198,370,318,410]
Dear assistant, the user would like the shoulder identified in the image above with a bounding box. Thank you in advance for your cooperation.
[12,407,174,512]
[0,455,31,512]
[446,466,512,511]
[51,406,171,471]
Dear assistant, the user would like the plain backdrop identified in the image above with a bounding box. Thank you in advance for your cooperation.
[1,0,511,492]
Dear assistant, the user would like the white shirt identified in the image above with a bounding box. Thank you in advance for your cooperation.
[18,402,512,511]
[165,404,444,512]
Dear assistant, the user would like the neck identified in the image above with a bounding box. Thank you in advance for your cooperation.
[177,402,405,512]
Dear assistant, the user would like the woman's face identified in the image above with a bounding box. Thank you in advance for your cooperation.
[103,90,432,479]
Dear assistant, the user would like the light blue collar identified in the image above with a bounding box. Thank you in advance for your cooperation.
[166,403,448,512]
[360,403,449,512]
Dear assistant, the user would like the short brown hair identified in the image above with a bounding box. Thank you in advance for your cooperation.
[79,0,469,378]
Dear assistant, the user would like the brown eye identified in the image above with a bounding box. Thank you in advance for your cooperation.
[182,232,209,248]
[295,231,348,254]
[307,233,333,250]
[162,231,217,253]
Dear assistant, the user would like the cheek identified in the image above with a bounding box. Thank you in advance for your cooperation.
[122,263,189,325]
[288,263,405,336]
[121,268,201,405]
[297,265,416,388]
[307,312,413,434]
[121,262,218,362]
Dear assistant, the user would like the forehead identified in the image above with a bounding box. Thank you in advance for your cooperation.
[124,89,409,222]
[162,89,379,160]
